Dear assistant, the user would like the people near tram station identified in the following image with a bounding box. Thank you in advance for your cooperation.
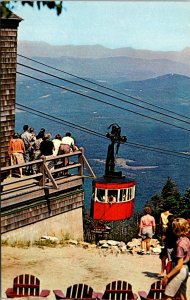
[32,130,44,174]
[8,126,79,177]
[52,134,62,156]
[158,214,177,278]
[58,132,78,172]
[162,218,190,300]
[8,133,26,177]
[138,206,156,255]
[61,132,77,152]
[29,127,36,143]
[40,133,55,170]
[21,124,34,174]
[37,127,46,140]
[160,206,172,246]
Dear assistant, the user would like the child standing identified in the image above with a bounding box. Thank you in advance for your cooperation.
[162,218,190,300]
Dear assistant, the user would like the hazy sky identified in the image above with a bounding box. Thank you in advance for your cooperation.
[12,1,190,51]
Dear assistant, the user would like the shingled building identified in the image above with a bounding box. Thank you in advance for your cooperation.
[0,8,22,168]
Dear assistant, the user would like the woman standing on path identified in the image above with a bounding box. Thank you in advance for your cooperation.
[138,206,156,254]
[162,218,190,300]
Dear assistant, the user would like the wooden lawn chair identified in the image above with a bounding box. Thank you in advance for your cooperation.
[53,283,97,299]
[98,280,138,300]
[5,274,50,298]
[138,280,180,300]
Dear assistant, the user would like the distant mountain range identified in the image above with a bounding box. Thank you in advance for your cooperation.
[111,74,190,110]
[18,41,190,81]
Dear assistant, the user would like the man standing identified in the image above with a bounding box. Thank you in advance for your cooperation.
[21,124,32,174]
[58,132,77,173]
[8,133,26,177]
[61,132,77,152]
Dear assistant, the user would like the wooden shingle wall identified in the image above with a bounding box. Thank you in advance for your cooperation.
[0,13,22,167]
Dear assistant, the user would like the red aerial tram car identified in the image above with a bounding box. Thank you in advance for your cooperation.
[90,124,136,221]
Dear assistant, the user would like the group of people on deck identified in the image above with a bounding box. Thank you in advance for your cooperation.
[8,125,78,177]
[138,205,190,300]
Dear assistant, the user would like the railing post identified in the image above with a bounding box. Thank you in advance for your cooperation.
[39,156,46,186]
[78,147,84,177]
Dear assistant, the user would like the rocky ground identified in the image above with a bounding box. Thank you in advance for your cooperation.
[1,240,190,300]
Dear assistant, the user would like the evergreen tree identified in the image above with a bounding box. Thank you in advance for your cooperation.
[179,188,190,218]
[161,177,180,214]
[161,177,180,200]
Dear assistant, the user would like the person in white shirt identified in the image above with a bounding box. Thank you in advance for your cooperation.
[52,134,62,156]
[58,132,77,173]
[61,132,76,152]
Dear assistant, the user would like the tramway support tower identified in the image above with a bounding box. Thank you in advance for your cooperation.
[91,124,136,221]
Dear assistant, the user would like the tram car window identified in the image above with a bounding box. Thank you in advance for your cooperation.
[96,189,106,202]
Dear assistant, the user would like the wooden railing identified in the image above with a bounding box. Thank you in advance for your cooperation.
[1,149,96,191]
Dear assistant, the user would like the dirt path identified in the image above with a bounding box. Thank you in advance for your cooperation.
[1,245,190,299]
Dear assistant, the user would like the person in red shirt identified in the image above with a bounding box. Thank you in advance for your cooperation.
[8,133,26,177]
[138,206,156,254]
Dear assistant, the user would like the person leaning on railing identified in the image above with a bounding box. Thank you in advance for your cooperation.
[40,133,55,170]
[8,133,26,177]
[32,131,44,174]
[58,132,78,175]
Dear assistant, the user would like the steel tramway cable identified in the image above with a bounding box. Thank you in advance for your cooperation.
[16,102,190,160]
[17,53,190,122]
[17,71,190,133]
[17,62,190,127]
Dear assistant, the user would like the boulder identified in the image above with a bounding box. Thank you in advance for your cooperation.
[68,239,78,245]
[101,243,109,248]
[98,240,108,245]
[107,240,119,246]
[40,236,59,243]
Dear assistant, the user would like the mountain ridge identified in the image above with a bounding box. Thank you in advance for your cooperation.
[18,41,190,62]
[18,55,190,81]
[17,42,190,81]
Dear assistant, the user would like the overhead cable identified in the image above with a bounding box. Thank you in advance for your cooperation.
[17,62,190,127]
[17,71,190,133]
[17,53,190,122]
[16,102,190,160]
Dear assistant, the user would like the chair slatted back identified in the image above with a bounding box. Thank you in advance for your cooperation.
[102,280,135,300]
[147,281,164,300]
[13,274,40,296]
[147,281,180,300]
[66,284,93,298]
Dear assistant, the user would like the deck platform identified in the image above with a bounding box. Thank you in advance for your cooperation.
[1,150,95,241]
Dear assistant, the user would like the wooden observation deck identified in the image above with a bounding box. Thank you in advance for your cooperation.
[1,149,95,242]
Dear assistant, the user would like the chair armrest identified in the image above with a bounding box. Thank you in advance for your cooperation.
[53,289,65,299]
[138,291,148,300]
[93,291,104,299]
[40,289,51,297]
[5,288,14,298]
